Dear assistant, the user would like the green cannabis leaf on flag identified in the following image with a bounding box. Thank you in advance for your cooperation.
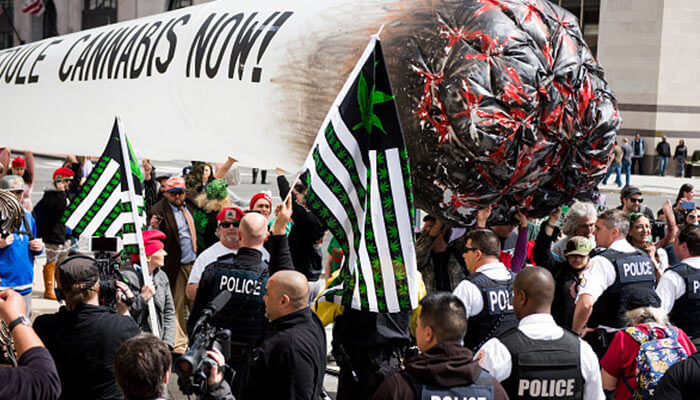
[352,71,394,135]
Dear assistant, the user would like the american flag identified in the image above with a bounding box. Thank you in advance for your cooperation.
[305,36,418,313]
[21,0,43,16]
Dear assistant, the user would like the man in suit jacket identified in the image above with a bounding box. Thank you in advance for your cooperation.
[147,176,196,354]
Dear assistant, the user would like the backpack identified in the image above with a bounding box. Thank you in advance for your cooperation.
[623,325,689,399]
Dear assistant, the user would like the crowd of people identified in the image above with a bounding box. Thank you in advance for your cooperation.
[0,148,700,400]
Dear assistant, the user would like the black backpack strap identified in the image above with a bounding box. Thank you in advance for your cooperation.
[14,211,34,241]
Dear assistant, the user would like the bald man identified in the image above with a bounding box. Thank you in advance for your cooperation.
[241,270,326,400]
[476,267,604,400]
[187,200,294,396]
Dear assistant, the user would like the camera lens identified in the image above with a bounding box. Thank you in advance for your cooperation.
[176,358,193,375]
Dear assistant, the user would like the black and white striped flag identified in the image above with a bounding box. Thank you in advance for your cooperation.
[304,36,418,313]
[62,117,146,256]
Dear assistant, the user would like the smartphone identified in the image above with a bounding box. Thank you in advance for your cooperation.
[681,201,696,210]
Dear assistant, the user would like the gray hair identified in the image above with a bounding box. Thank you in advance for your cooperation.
[562,201,598,236]
[626,306,669,326]
[598,209,630,237]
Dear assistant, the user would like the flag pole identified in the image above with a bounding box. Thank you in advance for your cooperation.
[116,116,160,338]
[282,172,302,205]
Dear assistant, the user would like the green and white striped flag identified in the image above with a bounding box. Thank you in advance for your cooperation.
[304,36,418,313]
[62,117,146,256]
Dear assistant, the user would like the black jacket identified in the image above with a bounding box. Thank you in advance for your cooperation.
[674,145,688,159]
[33,304,140,400]
[240,307,327,400]
[532,226,582,329]
[0,346,61,400]
[655,352,700,400]
[38,189,68,245]
[277,175,326,281]
[657,141,671,157]
[372,341,509,400]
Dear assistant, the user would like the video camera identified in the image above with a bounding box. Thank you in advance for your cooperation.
[90,237,130,310]
[650,219,666,242]
[174,290,232,396]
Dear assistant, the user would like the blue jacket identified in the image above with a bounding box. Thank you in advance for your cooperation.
[0,211,42,294]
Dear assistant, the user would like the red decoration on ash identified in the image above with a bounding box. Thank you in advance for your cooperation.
[399,0,621,225]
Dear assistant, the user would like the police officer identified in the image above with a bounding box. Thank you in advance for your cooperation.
[314,268,428,399]
[453,229,517,351]
[572,209,654,357]
[373,292,508,400]
[187,198,293,395]
[477,267,604,400]
[319,304,412,399]
[656,224,700,347]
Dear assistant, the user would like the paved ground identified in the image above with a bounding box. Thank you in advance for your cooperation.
[20,154,699,398]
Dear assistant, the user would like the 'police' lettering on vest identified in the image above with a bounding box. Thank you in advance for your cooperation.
[219,275,262,296]
[487,288,513,314]
[621,261,652,278]
[429,396,487,400]
[517,379,575,397]
[693,279,700,294]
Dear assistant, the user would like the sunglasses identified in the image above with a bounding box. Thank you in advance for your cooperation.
[628,197,644,203]
[220,221,240,228]
[464,247,479,253]
[169,190,185,197]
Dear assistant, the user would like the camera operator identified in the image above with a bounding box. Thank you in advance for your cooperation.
[188,196,294,396]
[33,255,140,400]
[117,230,176,347]
[0,289,60,400]
[115,333,234,400]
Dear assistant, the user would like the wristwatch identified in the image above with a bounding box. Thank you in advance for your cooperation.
[8,314,30,332]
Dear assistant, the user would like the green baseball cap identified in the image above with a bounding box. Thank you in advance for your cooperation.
[565,236,593,257]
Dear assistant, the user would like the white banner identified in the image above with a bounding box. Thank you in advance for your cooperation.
[0,0,424,170]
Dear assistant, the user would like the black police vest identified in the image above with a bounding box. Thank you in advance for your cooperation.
[209,254,269,345]
[500,328,583,400]
[588,248,655,328]
[402,369,495,400]
[668,263,700,338]
[464,271,517,351]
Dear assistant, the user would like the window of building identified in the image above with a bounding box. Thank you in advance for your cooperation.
[82,0,117,30]
[0,0,14,49]
[86,0,117,9]
[168,0,193,10]
[558,0,600,57]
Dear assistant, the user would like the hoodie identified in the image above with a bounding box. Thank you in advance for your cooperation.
[372,341,509,400]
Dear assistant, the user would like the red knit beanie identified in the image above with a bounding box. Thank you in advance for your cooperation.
[249,192,272,210]
[11,156,25,168]
[131,230,166,262]
[52,167,75,181]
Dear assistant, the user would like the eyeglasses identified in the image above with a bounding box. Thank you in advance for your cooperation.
[169,191,185,197]
[688,215,698,220]
[220,221,240,228]
[464,247,479,253]
[628,197,644,204]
